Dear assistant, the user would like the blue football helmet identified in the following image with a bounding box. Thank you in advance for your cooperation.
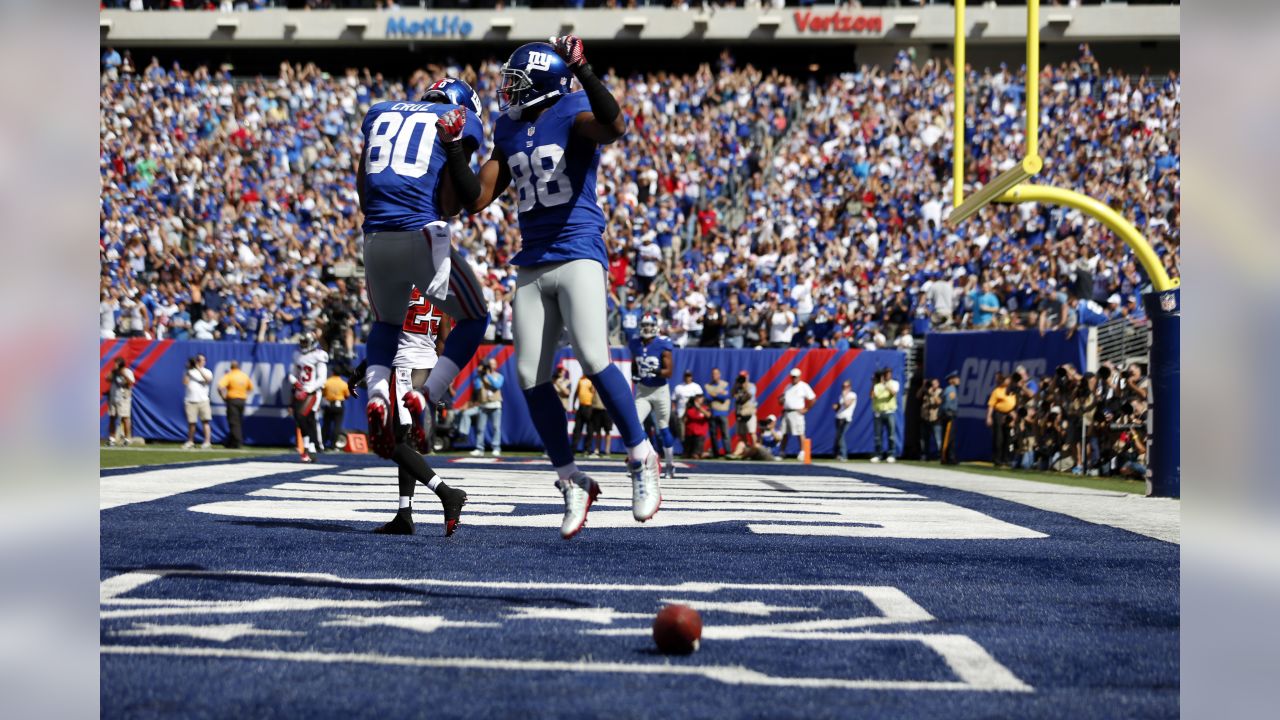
[499,42,573,120]
[420,77,483,119]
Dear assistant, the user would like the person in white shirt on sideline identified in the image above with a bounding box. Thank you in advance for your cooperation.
[182,354,214,449]
[671,370,703,452]
[105,357,135,446]
[779,367,816,459]
[833,379,857,461]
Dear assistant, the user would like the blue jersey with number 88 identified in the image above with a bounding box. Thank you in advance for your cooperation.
[493,91,608,269]
[359,100,483,234]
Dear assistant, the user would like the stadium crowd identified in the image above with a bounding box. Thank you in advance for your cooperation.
[99,45,1179,360]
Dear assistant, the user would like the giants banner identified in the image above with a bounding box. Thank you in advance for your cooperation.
[101,340,904,456]
[922,330,1088,462]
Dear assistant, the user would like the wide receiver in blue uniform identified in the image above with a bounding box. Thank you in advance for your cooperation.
[629,314,677,479]
[454,37,662,539]
[355,77,488,536]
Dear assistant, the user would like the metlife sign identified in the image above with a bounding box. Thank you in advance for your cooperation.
[385,15,474,39]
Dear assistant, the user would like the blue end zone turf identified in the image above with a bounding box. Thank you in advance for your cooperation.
[100,455,1178,719]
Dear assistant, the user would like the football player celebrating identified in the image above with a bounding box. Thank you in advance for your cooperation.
[357,77,489,458]
[454,38,661,539]
[355,77,486,535]
[289,333,328,463]
[629,314,677,479]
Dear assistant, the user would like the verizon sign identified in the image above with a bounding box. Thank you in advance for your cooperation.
[793,12,884,34]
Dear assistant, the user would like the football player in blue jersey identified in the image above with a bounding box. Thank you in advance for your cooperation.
[629,314,678,480]
[452,37,662,539]
[629,312,680,476]
[355,77,488,536]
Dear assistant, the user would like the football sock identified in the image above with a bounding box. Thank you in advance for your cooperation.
[366,321,399,368]
[659,426,677,449]
[588,365,646,448]
[392,442,436,486]
[554,463,581,483]
[423,357,459,403]
[365,364,392,404]
[524,383,574,468]
[399,496,411,509]
[430,315,488,396]
[626,440,655,464]
[664,445,675,470]
[426,477,444,494]
[397,467,415,499]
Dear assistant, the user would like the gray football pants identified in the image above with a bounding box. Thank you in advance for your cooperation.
[363,229,488,324]
[512,260,613,390]
[635,383,671,430]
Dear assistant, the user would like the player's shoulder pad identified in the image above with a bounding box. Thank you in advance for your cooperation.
[464,108,485,148]
[562,90,592,117]
[492,111,515,141]
[363,100,398,120]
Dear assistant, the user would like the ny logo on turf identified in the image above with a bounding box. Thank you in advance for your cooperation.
[527,52,554,73]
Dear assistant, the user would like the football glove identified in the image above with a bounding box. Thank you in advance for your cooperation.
[549,35,587,69]
[435,108,467,145]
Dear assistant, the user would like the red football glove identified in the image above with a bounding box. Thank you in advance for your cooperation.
[293,383,307,402]
[435,108,467,145]
[549,35,587,69]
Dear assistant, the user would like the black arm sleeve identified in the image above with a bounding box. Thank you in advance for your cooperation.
[574,63,621,126]
[443,141,481,209]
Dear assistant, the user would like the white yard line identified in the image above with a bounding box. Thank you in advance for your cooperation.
[822,462,1179,544]
[100,461,332,510]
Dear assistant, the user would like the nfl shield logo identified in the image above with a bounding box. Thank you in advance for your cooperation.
[1159,292,1176,312]
[527,127,535,136]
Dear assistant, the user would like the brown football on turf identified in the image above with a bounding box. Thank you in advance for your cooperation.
[653,604,702,655]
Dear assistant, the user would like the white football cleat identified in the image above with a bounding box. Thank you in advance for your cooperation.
[558,473,601,540]
[886,456,896,464]
[630,451,662,522]
[869,456,881,463]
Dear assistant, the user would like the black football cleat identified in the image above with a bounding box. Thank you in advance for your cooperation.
[439,486,467,537]
[373,508,415,535]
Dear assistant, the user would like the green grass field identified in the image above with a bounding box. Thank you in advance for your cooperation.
[100,443,291,469]
[100,443,1149,495]
[896,459,1148,495]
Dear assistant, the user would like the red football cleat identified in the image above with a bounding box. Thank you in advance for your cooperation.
[366,397,396,460]
[402,390,431,454]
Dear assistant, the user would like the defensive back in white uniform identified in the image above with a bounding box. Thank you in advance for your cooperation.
[288,336,329,461]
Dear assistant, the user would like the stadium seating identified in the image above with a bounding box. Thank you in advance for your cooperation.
[99,47,1179,351]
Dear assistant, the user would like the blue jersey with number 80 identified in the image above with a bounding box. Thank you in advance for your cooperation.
[493,91,608,269]
[359,100,483,234]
